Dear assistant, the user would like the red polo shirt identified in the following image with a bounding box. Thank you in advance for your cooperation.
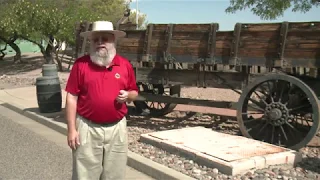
[65,54,138,124]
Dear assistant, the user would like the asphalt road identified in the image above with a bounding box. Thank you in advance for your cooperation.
[0,105,154,180]
[0,112,72,180]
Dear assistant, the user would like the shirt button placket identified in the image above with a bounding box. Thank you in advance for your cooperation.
[103,69,109,79]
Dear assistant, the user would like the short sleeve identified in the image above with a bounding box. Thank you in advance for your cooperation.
[65,60,81,95]
[126,62,139,92]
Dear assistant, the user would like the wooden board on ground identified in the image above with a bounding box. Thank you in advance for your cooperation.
[140,126,302,175]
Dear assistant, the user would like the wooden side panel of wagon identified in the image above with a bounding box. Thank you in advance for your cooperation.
[117,21,320,72]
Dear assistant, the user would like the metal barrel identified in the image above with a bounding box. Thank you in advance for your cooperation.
[42,64,58,77]
[36,76,62,113]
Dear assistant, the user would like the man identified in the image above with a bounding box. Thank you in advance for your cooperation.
[65,21,139,180]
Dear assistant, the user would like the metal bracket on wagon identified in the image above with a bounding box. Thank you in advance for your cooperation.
[230,23,242,66]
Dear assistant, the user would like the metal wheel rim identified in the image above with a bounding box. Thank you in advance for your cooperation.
[237,73,320,150]
[133,84,179,116]
[143,86,177,115]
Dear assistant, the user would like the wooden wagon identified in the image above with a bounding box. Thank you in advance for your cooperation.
[75,20,320,151]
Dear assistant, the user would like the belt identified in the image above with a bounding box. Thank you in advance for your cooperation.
[78,114,124,126]
[87,117,123,126]
[91,120,119,126]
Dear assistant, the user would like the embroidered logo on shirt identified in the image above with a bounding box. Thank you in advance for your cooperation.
[115,73,120,79]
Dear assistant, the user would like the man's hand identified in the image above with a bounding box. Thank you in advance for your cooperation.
[65,92,79,150]
[68,129,80,150]
[116,90,128,103]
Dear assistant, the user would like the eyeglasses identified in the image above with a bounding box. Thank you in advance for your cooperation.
[91,36,109,43]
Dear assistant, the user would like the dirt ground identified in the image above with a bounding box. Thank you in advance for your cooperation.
[0,53,71,90]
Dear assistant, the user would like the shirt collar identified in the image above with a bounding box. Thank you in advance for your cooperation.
[110,54,120,66]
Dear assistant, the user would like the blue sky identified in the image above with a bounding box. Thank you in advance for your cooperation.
[129,0,320,30]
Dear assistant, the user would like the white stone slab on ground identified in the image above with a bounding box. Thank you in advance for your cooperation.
[140,126,302,175]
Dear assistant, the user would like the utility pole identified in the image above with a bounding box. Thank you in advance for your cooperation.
[136,0,139,30]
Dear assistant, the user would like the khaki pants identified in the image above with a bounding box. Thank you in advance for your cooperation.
[72,115,128,180]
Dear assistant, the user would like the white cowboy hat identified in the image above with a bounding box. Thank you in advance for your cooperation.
[80,21,126,39]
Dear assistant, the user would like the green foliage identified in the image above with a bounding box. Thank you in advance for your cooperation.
[225,0,320,20]
[0,2,16,38]
[84,0,128,24]
[0,0,148,50]
[52,1,101,46]
[129,11,148,29]
[1,0,45,42]
[0,0,101,44]
[0,40,5,46]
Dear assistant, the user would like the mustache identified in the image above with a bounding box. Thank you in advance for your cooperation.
[96,45,106,49]
[90,53,111,66]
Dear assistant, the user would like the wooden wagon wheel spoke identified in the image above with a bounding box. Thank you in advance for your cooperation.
[237,73,320,150]
[133,83,180,117]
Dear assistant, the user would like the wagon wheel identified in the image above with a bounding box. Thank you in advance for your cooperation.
[134,84,180,117]
[237,73,320,150]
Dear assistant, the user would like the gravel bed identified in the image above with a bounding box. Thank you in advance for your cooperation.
[0,73,68,90]
[127,113,320,180]
[1,73,319,180]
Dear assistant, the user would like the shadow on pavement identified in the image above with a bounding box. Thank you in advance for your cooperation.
[0,54,44,75]
[23,107,66,122]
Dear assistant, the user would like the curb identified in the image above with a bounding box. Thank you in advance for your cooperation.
[1,102,196,180]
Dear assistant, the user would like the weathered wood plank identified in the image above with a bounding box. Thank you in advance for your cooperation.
[117,37,234,49]
[285,30,320,53]
[136,92,235,108]
[142,24,154,61]
[135,67,245,89]
[116,22,320,66]
[288,22,320,32]
[207,23,219,61]
[152,24,213,31]
[117,45,233,57]
[78,21,320,69]
[240,23,281,31]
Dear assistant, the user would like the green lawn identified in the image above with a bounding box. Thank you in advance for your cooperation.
[0,40,46,55]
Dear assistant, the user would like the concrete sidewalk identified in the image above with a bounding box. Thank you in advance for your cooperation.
[0,105,152,180]
[0,86,196,180]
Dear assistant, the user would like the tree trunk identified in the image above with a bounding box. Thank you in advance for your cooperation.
[55,53,63,71]
[0,43,7,61]
[45,35,54,64]
[9,42,21,63]
[0,34,21,63]
[53,42,67,72]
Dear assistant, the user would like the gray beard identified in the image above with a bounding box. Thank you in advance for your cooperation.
[89,44,116,67]
[90,51,113,67]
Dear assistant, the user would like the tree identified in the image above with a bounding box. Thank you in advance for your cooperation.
[1,0,101,67]
[84,0,128,24]
[0,39,8,60]
[128,10,148,29]
[0,1,22,62]
[0,0,148,69]
[225,0,320,20]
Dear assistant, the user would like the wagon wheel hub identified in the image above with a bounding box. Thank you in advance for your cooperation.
[265,102,289,126]
[268,108,282,120]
